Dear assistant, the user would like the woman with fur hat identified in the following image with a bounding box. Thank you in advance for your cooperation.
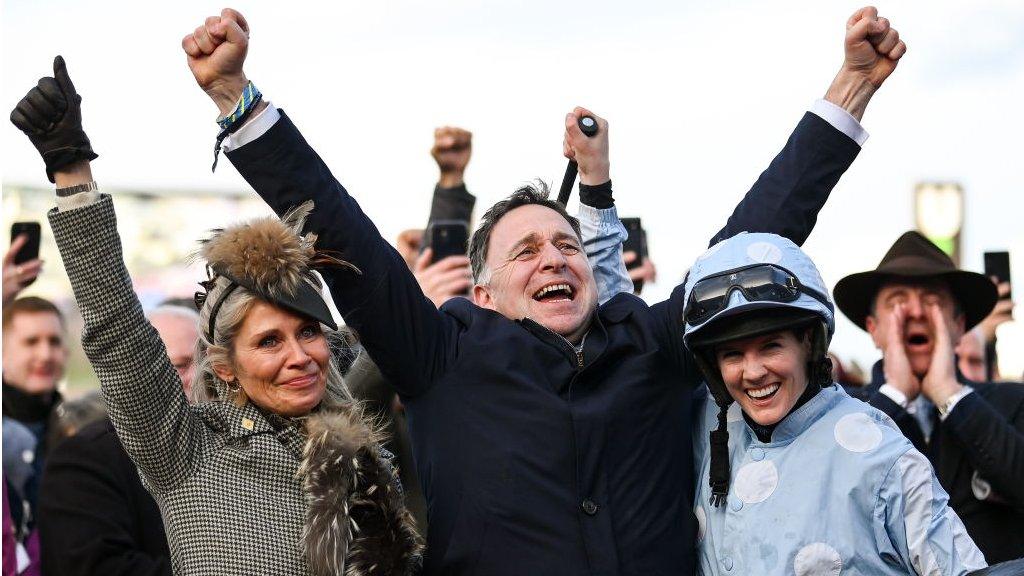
[682,232,985,575]
[10,58,421,575]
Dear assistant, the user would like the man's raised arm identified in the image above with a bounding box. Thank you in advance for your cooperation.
[710,6,906,247]
[182,9,452,396]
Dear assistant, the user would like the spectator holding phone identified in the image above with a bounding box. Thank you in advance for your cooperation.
[836,231,1024,563]
[3,237,44,308]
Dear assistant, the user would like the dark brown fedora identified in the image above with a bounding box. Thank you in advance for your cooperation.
[834,231,998,330]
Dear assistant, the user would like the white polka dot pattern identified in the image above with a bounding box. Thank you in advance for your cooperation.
[727,402,743,423]
[745,242,783,264]
[733,460,778,503]
[794,542,842,576]
[834,412,883,453]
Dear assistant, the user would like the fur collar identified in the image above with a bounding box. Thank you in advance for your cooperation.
[297,403,423,576]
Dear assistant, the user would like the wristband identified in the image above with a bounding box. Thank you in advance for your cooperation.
[55,181,98,197]
[211,82,263,172]
[216,81,262,131]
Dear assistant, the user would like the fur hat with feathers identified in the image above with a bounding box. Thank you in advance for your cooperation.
[200,201,319,298]
[194,201,357,335]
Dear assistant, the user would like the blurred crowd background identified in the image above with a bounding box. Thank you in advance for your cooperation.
[3,0,1023,388]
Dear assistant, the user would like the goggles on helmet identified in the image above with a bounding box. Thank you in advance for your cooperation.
[684,263,831,327]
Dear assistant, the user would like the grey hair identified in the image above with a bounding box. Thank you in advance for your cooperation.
[147,304,200,325]
[189,276,354,409]
[468,180,582,283]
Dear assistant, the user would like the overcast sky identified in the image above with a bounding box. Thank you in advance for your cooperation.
[3,0,1023,374]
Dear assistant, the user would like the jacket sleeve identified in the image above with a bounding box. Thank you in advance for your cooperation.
[940,391,1024,510]
[875,450,988,575]
[578,203,631,304]
[650,112,862,381]
[225,111,452,397]
[427,183,475,224]
[47,196,202,494]
[708,112,861,247]
[38,430,170,576]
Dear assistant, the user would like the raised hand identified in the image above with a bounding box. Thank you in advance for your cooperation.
[882,303,922,402]
[432,127,472,188]
[563,107,609,186]
[624,251,657,294]
[843,7,907,88]
[412,250,473,309]
[396,229,425,269]
[9,56,97,182]
[825,6,907,121]
[920,303,964,405]
[2,236,43,306]
[978,278,1014,343]
[182,8,251,115]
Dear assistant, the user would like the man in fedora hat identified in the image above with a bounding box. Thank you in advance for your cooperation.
[834,230,1024,564]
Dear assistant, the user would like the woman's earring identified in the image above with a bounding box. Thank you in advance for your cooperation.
[227,378,241,393]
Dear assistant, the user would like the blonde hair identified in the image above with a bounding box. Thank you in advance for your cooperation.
[189,275,354,410]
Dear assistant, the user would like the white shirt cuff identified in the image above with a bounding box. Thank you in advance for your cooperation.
[810,99,869,147]
[221,100,281,152]
[878,383,910,410]
[939,388,974,421]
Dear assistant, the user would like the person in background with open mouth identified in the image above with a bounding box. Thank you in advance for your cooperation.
[836,231,1024,564]
[683,232,985,575]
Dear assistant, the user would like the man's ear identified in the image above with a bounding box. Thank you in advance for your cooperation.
[864,314,883,350]
[953,311,967,342]
[472,284,497,310]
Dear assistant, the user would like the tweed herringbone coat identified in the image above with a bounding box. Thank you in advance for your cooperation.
[48,195,420,576]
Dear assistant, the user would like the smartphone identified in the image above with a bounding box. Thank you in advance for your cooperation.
[10,222,41,288]
[621,217,648,293]
[984,251,1012,301]
[424,220,469,262]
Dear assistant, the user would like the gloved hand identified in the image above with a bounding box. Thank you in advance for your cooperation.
[10,56,98,183]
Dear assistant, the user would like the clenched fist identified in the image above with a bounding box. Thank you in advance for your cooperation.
[182,8,251,115]
[843,7,907,89]
[563,107,609,186]
[825,6,908,121]
[432,127,472,188]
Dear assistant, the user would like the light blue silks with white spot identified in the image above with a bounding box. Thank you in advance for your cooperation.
[693,385,987,575]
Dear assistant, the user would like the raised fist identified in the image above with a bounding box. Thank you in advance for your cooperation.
[842,6,907,89]
[182,8,250,115]
[10,56,97,183]
[431,127,472,188]
[563,106,609,186]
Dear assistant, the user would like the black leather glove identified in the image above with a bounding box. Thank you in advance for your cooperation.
[10,56,98,183]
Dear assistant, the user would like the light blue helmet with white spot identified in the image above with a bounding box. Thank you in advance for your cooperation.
[684,233,836,508]
[682,232,835,350]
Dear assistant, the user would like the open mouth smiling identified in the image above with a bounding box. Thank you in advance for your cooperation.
[533,283,575,303]
[746,383,781,401]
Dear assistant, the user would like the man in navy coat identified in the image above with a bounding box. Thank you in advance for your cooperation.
[183,6,905,574]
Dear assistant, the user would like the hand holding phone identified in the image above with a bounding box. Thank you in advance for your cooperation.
[5,222,44,303]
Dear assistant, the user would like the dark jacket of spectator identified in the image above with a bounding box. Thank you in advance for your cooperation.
[225,109,860,575]
[37,418,170,576]
[855,361,1024,563]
